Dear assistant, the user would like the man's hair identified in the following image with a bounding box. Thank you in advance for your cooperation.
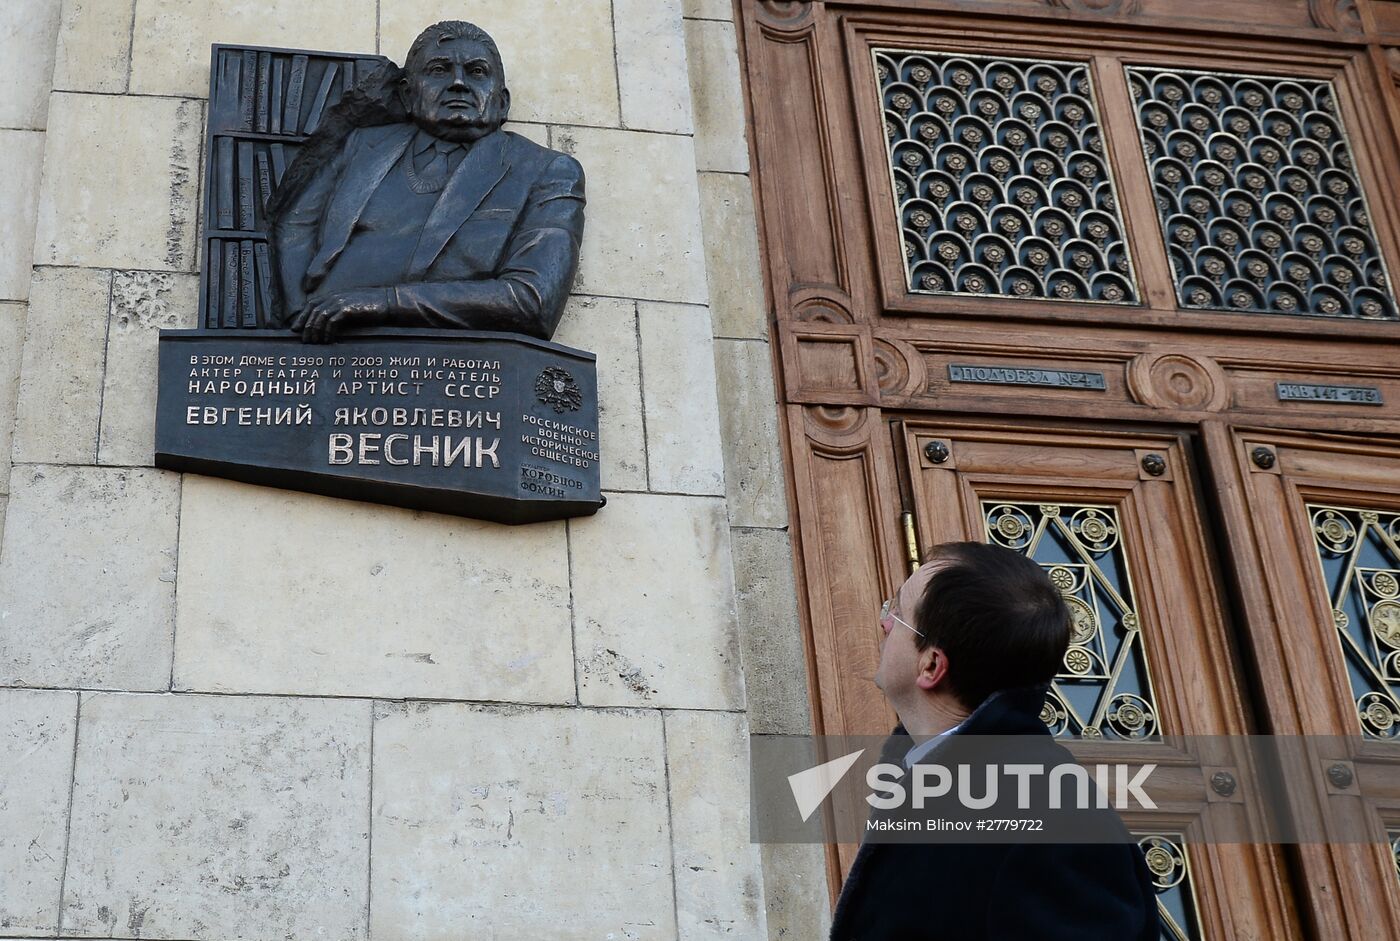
[405,20,505,81]
[913,541,1070,711]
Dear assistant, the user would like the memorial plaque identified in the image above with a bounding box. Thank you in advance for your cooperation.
[157,329,601,523]
[154,21,603,523]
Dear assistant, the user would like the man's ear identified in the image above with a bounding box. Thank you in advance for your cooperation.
[397,75,412,112]
[498,86,512,123]
[916,646,949,691]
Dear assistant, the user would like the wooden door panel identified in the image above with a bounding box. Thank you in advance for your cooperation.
[1212,427,1400,938]
[898,420,1297,940]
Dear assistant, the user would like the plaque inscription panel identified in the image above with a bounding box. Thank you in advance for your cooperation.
[156,330,602,524]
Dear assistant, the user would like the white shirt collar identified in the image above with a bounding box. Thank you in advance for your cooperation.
[903,722,964,768]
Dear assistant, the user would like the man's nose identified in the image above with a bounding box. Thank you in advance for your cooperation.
[449,66,468,88]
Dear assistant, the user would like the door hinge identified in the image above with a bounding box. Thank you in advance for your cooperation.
[901,511,921,573]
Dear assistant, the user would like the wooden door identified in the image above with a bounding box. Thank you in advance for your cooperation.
[737,1,1400,936]
[1206,426,1400,937]
[897,420,1296,940]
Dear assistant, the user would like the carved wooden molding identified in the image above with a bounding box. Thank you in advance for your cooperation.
[755,0,817,33]
[1309,0,1364,32]
[1126,353,1229,412]
[1045,0,1143,16]
[872,337,925,397]
[790,287,855,324]
[778,322,879,406]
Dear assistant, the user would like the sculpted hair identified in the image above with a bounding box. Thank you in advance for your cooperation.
[912,541,1071,711]
[406,20,505,81]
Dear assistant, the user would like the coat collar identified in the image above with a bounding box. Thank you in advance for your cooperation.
[306,124,415,283]
[307,125,511,286]
[956,683,1054,737]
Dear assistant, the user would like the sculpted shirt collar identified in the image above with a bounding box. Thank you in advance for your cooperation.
[411,129,470,168]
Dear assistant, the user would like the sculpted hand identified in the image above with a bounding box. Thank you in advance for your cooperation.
[291,289,391,343]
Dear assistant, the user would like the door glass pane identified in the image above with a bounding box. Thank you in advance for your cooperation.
[983,501,1161,739]
[1306,504,1400,737]
[876,49,1140,303]
[1138,833,1205,941]
[1127,66,1397,320]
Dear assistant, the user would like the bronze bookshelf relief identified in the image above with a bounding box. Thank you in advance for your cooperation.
[155,21,601,524]
[203,46,387,329]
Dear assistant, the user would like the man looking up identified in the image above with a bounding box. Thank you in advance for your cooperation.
[830,541,1158,940]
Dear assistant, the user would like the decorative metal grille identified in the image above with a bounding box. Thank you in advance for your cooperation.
[1137,833,1204,941]
[1306,504,1400,737]
[876,50,1140,304]
[1128,66,1397,320]
[983,502,1160,740]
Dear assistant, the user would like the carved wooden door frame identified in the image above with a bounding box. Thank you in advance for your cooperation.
[737,0,1400,935]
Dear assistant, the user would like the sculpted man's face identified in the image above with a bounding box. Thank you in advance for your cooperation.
[401,36,510,143]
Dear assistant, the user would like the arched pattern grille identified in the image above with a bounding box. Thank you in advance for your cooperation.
[876,50,1141,304]
[1128,66,1397,320]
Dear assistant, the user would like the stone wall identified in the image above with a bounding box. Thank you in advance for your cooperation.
[0,1,827,939]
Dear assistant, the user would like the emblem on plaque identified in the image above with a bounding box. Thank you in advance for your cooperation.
[535,367,582,413]
[152,22,604,524]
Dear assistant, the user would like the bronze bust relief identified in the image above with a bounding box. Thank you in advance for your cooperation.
[270,20,585,343]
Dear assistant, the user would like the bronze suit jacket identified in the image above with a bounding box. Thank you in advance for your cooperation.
[271,123,585,339]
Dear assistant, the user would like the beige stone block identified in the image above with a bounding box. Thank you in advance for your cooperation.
[505,120,548,147]
[759,842,833,940]
[174,477,574,702]
[0,131,45,300]
[553,295,647,491]
[615,0,694,134]
[732,528,812,736]
[639,302,726,495]
[714,339,788,527]
[699,172,767,339]
[683,0,734,19]
[0,689,77,935]
[572,492,743,708]
[34,93,200,270]
[0,466,178,690]
[11,267,110,465]
[665,710,767,941]
[62,692,370,939]
[52,0,134,94]
[559,125,709,304]
[381,0,618,127]
[685,20,749,173]
[97,271,198,467]
[0,302,25,495]
[0,0,62,128]
[129,0,376,98]
[371,702,673,940]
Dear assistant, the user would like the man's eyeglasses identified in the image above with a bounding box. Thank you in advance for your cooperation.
[880,599,924,637]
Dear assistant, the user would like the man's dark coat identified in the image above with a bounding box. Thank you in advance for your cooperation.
[830,685,1160,940]
[271,123,584,339]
